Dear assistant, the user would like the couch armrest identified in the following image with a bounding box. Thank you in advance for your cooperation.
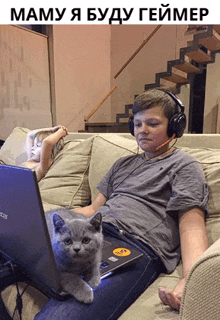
[180,238,220,320]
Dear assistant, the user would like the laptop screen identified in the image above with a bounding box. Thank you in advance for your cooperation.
[0,164,62,296]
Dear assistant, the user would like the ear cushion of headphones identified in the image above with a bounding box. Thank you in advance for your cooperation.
[128,116,134,136]
[167,112,186,138]
[129,113,186,138]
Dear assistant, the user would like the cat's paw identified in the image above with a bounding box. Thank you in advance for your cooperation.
[59,290,69,296]
[73,286,94,304]
[61,274,94,304]
[88,276,101,289]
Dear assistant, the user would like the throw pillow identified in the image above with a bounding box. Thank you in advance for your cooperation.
[89,134,140,201]
[0,127,30,165]
[39,137,94,209]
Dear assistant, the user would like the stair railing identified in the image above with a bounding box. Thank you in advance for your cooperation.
[84,24,162,125]
[114,25,162,79]
[84,86,117,123]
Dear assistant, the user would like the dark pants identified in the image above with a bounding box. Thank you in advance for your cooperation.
[34,223,165,320]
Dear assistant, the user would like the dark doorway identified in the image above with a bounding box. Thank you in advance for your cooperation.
[19,25,47,35]
[188,66,207,133]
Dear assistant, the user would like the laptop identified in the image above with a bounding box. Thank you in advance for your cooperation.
[0,164,143,300]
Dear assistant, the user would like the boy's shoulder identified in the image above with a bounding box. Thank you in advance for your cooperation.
[173,148,197,162]
[170,148,202,171]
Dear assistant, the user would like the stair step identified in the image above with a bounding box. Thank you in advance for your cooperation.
[161,73,188,84]
[117,114,130,119]
[116,104,133,122]
[184,25,208,36]
[85,122,116,133]
[186,40,194,47]
[214,25,220,36]
[199,33,220,51]
[185,49,212,63]
[174,61,200,73]
[85,122,129,133]
[85,122,116,127]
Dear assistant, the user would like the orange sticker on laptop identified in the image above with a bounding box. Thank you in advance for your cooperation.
[113,248,131,257]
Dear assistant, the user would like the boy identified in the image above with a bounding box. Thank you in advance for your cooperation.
[35,89,208,319]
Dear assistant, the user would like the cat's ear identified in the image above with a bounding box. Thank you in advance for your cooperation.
[53,213,65,233]
[90,212,102,232]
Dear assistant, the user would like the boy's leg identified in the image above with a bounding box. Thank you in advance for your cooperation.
[34,225,165,320]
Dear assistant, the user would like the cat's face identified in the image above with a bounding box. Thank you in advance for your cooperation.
[52,212,102,261]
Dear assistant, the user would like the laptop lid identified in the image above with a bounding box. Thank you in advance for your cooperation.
[0,164,62,299]
[100,239,143,278]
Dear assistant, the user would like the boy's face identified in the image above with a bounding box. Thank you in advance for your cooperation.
[30,138,42,161]
[133,105,169,157]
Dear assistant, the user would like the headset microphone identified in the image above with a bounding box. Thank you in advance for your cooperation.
[155,133,176,151]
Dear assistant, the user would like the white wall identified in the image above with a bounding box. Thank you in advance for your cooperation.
[52,25,112,131]
[0,25,52,140]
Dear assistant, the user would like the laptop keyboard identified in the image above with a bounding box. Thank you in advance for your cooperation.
[100,261,109,270]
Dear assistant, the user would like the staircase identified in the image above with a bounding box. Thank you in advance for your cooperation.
[84,25,220,133]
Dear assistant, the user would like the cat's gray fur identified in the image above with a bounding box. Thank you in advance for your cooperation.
[51,207,103,304]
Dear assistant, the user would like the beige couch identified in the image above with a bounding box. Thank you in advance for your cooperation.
[0,127,220,320]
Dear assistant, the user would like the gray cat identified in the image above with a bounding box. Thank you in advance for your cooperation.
[51,208,103,304]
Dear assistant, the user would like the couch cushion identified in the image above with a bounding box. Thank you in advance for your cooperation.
[39,137,94,209]
[0,127,30,165]
[119,266,182,320]
[180,238,220,320]
[89,134,140,201]
[176,147,220,245]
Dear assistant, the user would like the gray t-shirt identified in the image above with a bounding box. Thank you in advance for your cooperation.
[96,149,209,273]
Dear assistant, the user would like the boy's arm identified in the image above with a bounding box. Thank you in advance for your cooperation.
[158,206,208,310]
[74,193,107,217]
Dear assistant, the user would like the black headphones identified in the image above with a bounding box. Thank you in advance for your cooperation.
[128,89,187,138]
